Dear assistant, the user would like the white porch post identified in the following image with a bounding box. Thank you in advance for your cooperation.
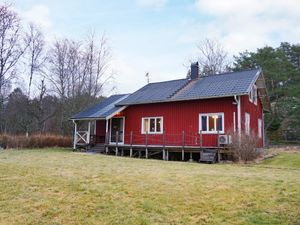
[73,120,77,149]
[87,121,91,144]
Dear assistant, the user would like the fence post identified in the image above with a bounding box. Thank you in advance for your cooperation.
[217,130,221,163]
[130,131,133,157]
[162,130,166,160]
[199,130,203,160]
[145,131,148,159]
[116,131,119,156]
[200,130,203,148]
[182,130,185,161]
[105,131,109,154]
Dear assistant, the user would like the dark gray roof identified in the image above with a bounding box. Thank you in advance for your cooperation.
[70,94,129,120]
[118,78,189,105]
[173,69,260,101]
[117,69,261,105]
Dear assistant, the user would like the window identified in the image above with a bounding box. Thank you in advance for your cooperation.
[245,113,250,135]
[249,84,257,105]
[258,118,262,138]
[199,113,224,134]
[142,117,163,134]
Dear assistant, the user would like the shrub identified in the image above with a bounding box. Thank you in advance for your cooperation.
[228,132,261,162]
[0,134,72,149]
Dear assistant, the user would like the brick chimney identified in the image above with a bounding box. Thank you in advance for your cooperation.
[190,62,199,79]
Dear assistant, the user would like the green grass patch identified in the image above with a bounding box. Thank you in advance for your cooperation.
[0,148,299,225]
[261,153,300,168]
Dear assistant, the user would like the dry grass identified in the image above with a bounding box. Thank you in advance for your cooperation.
[0,134,71,149]
[0,148,299,225]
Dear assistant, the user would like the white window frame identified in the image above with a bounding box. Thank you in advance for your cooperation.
[199,113,225,134]
[141,117,163,134]
[258,118,262,138]
[249,84,257,105]
[110,117,125,144]
[245,112,250,135]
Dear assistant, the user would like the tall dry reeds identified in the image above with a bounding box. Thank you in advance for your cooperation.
[0,134,72,149]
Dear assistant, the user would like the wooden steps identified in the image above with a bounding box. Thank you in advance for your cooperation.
[88,144,106,153]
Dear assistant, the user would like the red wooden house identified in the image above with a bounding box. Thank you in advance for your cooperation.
[71,63,270,161]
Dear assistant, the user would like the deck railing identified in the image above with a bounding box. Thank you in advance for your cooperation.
[75,131,89,145]
[105,130,222,148]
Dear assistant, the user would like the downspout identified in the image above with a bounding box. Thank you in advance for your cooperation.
[234,95,241,143]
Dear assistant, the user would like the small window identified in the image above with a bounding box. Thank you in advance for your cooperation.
[258,118,262,138]
[245,113,250,135]
[142,117,163,134]
[199,113,224,134]
[143,119,149,133]
[249,85,257,105]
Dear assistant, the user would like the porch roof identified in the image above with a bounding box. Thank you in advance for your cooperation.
[70,94,130,120]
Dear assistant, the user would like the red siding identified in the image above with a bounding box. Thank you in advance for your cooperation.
[96,120,106,136]
[241,95,264,147]
[118,97,237,147]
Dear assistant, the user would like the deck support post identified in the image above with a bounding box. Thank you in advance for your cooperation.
[145,132,148,159]
[130,131,133,157]
[166,150,169,161]
[189,152,193,162]
[115,131,119,156]
[181,130,185,161]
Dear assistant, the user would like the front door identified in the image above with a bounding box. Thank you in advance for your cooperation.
[110,117,124,143]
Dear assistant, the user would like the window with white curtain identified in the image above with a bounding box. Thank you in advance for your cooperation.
[199,113,224,134]
[142,117,163,134]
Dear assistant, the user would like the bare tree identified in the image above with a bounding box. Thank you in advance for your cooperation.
[196,39,229,76]
[82,32,112,98]
[0,5,28,132]
[0,5,27,96]
[46,39,69,99]
[66,40,82,98]
[24,24,46,98]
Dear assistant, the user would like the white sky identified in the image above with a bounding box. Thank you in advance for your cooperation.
[9,0,300,96]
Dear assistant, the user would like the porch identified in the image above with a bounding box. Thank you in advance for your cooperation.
[72,117,125,150]
[72,119,231,162]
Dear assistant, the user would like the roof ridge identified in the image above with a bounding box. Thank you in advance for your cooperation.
[201,68,260,77]
[148,78,188,85]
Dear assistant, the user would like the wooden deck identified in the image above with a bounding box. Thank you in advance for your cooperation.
[104,143,231,162]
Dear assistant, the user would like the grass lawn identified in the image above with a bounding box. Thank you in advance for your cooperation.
[0,149,299,225]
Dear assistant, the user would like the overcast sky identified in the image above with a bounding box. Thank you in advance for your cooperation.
[11,0,300,95]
